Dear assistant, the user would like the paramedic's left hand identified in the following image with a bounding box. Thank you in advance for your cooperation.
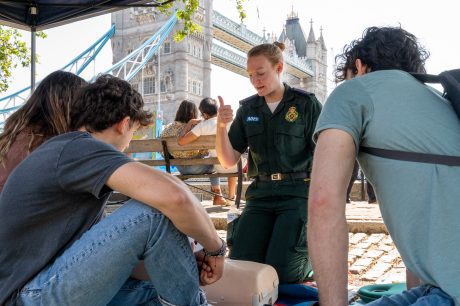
[196,251,224,285]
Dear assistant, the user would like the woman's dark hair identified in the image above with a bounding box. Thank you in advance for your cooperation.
[70,74,153,132]
[175,100,198,123]
[334,26,430,82]
[247,42,285,66]
[199,97,218,117]
[0,70,87,162]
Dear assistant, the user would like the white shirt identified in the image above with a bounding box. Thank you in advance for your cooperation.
[190,117,219,157]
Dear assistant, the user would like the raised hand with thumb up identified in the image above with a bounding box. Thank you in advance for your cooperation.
[217,96,234,128]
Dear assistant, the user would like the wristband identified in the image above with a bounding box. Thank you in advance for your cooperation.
[203,238,227,257]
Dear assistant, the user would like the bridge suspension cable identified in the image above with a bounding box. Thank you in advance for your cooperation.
[0,13,177,128]
[0,24,116,117]
[106,13,177,81]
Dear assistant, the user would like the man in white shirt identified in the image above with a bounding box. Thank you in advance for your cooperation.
[179,98,238,205]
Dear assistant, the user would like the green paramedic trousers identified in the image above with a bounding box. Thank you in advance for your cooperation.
[228,192,312,284]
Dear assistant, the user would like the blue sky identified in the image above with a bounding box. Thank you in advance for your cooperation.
[3,0,459,109]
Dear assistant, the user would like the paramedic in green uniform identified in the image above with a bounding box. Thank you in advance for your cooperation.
[216,42,322,283]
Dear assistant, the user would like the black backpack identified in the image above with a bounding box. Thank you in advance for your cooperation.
[360,69,460,166]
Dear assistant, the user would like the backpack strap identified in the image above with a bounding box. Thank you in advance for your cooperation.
[410,72,440,84]
[411,70,460,119]
[360,146,460,166]
[364,70,460,166]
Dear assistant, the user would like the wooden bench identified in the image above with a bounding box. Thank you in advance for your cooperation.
[124,135,243,206]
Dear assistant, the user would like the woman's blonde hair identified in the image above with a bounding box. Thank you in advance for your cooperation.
[0,70,87,162]
[247,42,285,66]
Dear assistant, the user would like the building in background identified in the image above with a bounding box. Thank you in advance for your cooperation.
[278,10,328,102]
[111,0,327,125]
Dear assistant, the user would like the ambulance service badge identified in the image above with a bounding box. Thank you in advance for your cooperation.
[285,106,298,122]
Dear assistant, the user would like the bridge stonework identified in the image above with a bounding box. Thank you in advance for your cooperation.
[111,1,327,124]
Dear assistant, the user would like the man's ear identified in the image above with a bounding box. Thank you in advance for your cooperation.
[115,116,130,134]
[355,59,368,76]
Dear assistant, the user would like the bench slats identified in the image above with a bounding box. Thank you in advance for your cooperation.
[136,158,220,166]
[124,135,243,206]
[177,173,239,179]
[125,135,216,153]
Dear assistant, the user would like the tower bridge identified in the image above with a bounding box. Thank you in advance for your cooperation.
[0,1,328,126]
[111,0,328,123]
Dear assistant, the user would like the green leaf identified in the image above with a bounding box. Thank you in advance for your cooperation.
[0,26,46,93]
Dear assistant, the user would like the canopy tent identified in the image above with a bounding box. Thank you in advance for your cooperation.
[0,0,175,88]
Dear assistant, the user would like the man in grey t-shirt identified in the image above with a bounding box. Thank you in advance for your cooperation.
[0,75,224,306]
[309,27,460,305]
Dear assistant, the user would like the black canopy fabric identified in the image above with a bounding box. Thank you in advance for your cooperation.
[0,0,171,31]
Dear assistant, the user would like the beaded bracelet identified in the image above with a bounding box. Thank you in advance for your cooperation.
[203,238,227,257]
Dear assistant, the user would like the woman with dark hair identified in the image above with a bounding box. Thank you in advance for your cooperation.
[216,42,322,283]
[0,70,88,191]
[160,100,227,205]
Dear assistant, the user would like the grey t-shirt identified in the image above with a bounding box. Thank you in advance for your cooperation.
[0,131,132,304]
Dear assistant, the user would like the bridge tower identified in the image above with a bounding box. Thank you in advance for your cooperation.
[278,11,328,102]
[111,0,213,123]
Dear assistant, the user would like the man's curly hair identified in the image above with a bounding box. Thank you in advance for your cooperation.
[334,26,430,82]
[70,74,153,131]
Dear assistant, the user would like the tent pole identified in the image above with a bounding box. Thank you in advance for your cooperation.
[31,27,36,91]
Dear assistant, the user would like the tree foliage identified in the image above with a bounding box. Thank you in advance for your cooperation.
[160,0,247,41]
[0,27,46,93]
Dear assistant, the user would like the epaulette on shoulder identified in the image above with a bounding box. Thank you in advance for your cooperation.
[291,87,315,96]
[239,94,259,106]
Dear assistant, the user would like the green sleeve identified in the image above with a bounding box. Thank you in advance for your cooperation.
[228,107,248,154]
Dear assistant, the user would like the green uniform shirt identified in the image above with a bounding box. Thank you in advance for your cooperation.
[228,84,322,198]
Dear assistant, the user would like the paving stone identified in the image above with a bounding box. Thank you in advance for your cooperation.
[382,236,394,245]
[355,242,371,249]
[366,233,386,244]
[349,233,367,244]
[395,260,406,268]
[361,262,392,281]
[349,248,366,257]
[363,250,384,259]
[380,253,399,264]
[353,257,374,267]
[350,264,369,275]
[376,267,406,284]
[376,243,394,252]
[349,265,367,275]
[348,254,358,265]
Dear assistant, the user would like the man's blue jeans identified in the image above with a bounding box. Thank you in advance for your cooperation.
[15,200,207,306]
[367,284,454,306]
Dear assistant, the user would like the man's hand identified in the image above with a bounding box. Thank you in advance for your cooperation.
[195,251,225,285]
[217,96,234,128]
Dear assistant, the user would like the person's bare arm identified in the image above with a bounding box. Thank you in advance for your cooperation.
[106,162,221,252]
[308,129,356,306]
[178,130,199,145]
[216,96,241,168]
[406,268,422,289]
[180,119,201,136]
